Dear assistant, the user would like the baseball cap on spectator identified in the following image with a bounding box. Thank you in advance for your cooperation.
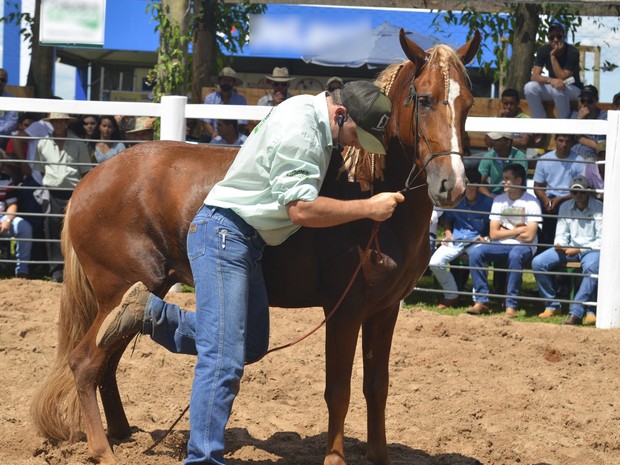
[341,81,392,155]
[580,85,599,100]
[487,132,513,140]
[570,175,591,190]
[548,23,565,36]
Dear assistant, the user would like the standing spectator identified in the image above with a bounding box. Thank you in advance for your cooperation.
[0,149,32,278]
[35,113,90,282]
[532,176,602,324]
[524,23,582,119]
[80,115,99,139]
[478,132,528,199]
[467,164,542,318]
[257,67,295,107]
[203,67,247,141]
[533,134,584,247]
[326,76,344,92]
[93,115,126,163]
[429,169,493,308]
[569,85,607,159]
[209,119,247,146]
[0,68,18,150]
[123,117,155,145]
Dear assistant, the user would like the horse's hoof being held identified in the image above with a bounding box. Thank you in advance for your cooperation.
[96,282,150,349]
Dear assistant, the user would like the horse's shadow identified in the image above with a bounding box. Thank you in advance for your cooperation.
[144,427,484,465]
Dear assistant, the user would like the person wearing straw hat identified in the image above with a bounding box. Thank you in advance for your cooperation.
[35,112,90,282]
[326,76,344,92]
[203,67,247,140]
[257,67,295,107]
[96,80,400,465]
[532,175,603,325]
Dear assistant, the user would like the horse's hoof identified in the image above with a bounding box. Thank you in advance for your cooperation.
[324,452,347,465]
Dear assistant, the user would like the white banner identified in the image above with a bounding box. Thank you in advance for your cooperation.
[40,0,106,47]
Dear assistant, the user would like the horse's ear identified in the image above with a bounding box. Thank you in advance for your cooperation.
[399,28,428,70]
[456,30,481,66]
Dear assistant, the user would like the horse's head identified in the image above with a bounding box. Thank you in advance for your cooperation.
[381,30,481,207]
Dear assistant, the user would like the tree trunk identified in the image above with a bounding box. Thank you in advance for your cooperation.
[26,0,54,98]
[159,0,190,96]
[192,0,218,103]
[506,3,540,97]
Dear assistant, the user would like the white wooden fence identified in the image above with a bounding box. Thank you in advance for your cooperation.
[0,96,617,329]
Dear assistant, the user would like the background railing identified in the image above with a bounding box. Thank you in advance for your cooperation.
[0,96,617,328]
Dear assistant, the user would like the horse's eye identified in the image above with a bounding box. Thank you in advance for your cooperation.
[418,96,432,108]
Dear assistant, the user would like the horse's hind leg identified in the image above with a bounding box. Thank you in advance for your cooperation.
[69,325,118,465]
[98,341,132,440]
[323,314,361,465]
[361,306,399,465]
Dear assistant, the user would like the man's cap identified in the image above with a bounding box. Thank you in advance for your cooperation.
[43,112,77,122]
[487,132,513,140]
[265,67,294,83]
[213,67,243,87]
[126,116,154,133]
[341,81,391,154]
[570,175,591,190]
[580,85,599,100]
[326,76,344,90]
[613,92,620,106]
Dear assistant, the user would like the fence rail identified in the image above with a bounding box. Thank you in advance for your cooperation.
[0,96,618,328]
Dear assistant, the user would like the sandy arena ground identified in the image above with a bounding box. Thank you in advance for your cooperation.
[1,278,619,465]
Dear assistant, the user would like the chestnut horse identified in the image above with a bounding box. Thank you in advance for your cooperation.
[31,30,480,465]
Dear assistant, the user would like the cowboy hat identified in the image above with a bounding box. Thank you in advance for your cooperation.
[126,116,154,133]
[43,112,77,122]
[265,67,295,83]
[212,67,243,87]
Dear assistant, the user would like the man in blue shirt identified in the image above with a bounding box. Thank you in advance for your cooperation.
[429,169,493,308]
[203,67,247,140]
[532,175,602,325]
[569,85,607,159]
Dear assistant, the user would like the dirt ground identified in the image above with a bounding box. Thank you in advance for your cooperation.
[1,278,619,465]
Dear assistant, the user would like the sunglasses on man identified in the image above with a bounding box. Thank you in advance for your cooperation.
[548,33,563,41]
[272,82,289,87]
[579,97,594,105]
[0,77,7,84]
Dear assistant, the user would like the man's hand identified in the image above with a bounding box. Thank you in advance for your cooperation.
[273,91,287,106]
[367,192,405,222]
[0,220,11,234]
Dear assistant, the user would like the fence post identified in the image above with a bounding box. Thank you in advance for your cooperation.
[160,95,187,141]
[597,110,620,329]
[160,95,187,293]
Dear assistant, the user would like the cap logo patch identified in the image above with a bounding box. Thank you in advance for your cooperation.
[373,113,390,131]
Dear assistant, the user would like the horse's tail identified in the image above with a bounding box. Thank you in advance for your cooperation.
[30,200,98,442]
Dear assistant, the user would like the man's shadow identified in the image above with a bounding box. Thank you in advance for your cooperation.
[145,427,488,464]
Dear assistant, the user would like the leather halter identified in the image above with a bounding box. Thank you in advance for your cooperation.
[397,61,465,194]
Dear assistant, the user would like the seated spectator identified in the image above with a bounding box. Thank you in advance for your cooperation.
[257,67,295,107]
[524,23,582,119]
[93,115,126,163]
[466,163,542,318]
[0,149,32,278]
[124,117,155,144]
[582,141,605,200]
[429,206,442,254]
[533,134,584,247]
[326,76,344,92]
[613,92,620,111]
[570,85,607,159]
[203,67,247,141]
[478,132,528,199]
[532,175,602,325]
[429,169,493,308]
[498,88,542,151]
[209,119,247,146]
[0,68,18,151]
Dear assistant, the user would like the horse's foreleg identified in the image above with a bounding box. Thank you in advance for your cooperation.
[361,306,399,465]
[98,340,132,440]
[69,327,118,465]
[323,315,361,465]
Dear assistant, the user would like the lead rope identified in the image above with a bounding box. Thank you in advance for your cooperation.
[144,221,384,453]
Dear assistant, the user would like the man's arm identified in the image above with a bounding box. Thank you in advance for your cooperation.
[0,202,18,235]
[286,192,404,228]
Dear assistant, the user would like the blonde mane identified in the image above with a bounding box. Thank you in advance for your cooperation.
[340,44,467,192]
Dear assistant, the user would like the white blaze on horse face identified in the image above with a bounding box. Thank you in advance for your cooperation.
[447,77,465,189]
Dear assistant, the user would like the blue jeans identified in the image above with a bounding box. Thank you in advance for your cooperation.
[532,249,599,318]
[143,205,269,465]
[468,242,534,309]
[0,215,32,275]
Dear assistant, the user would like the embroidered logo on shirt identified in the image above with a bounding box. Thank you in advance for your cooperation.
[286,169,310,179]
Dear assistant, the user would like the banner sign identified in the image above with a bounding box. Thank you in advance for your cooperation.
[40,0,106,47]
